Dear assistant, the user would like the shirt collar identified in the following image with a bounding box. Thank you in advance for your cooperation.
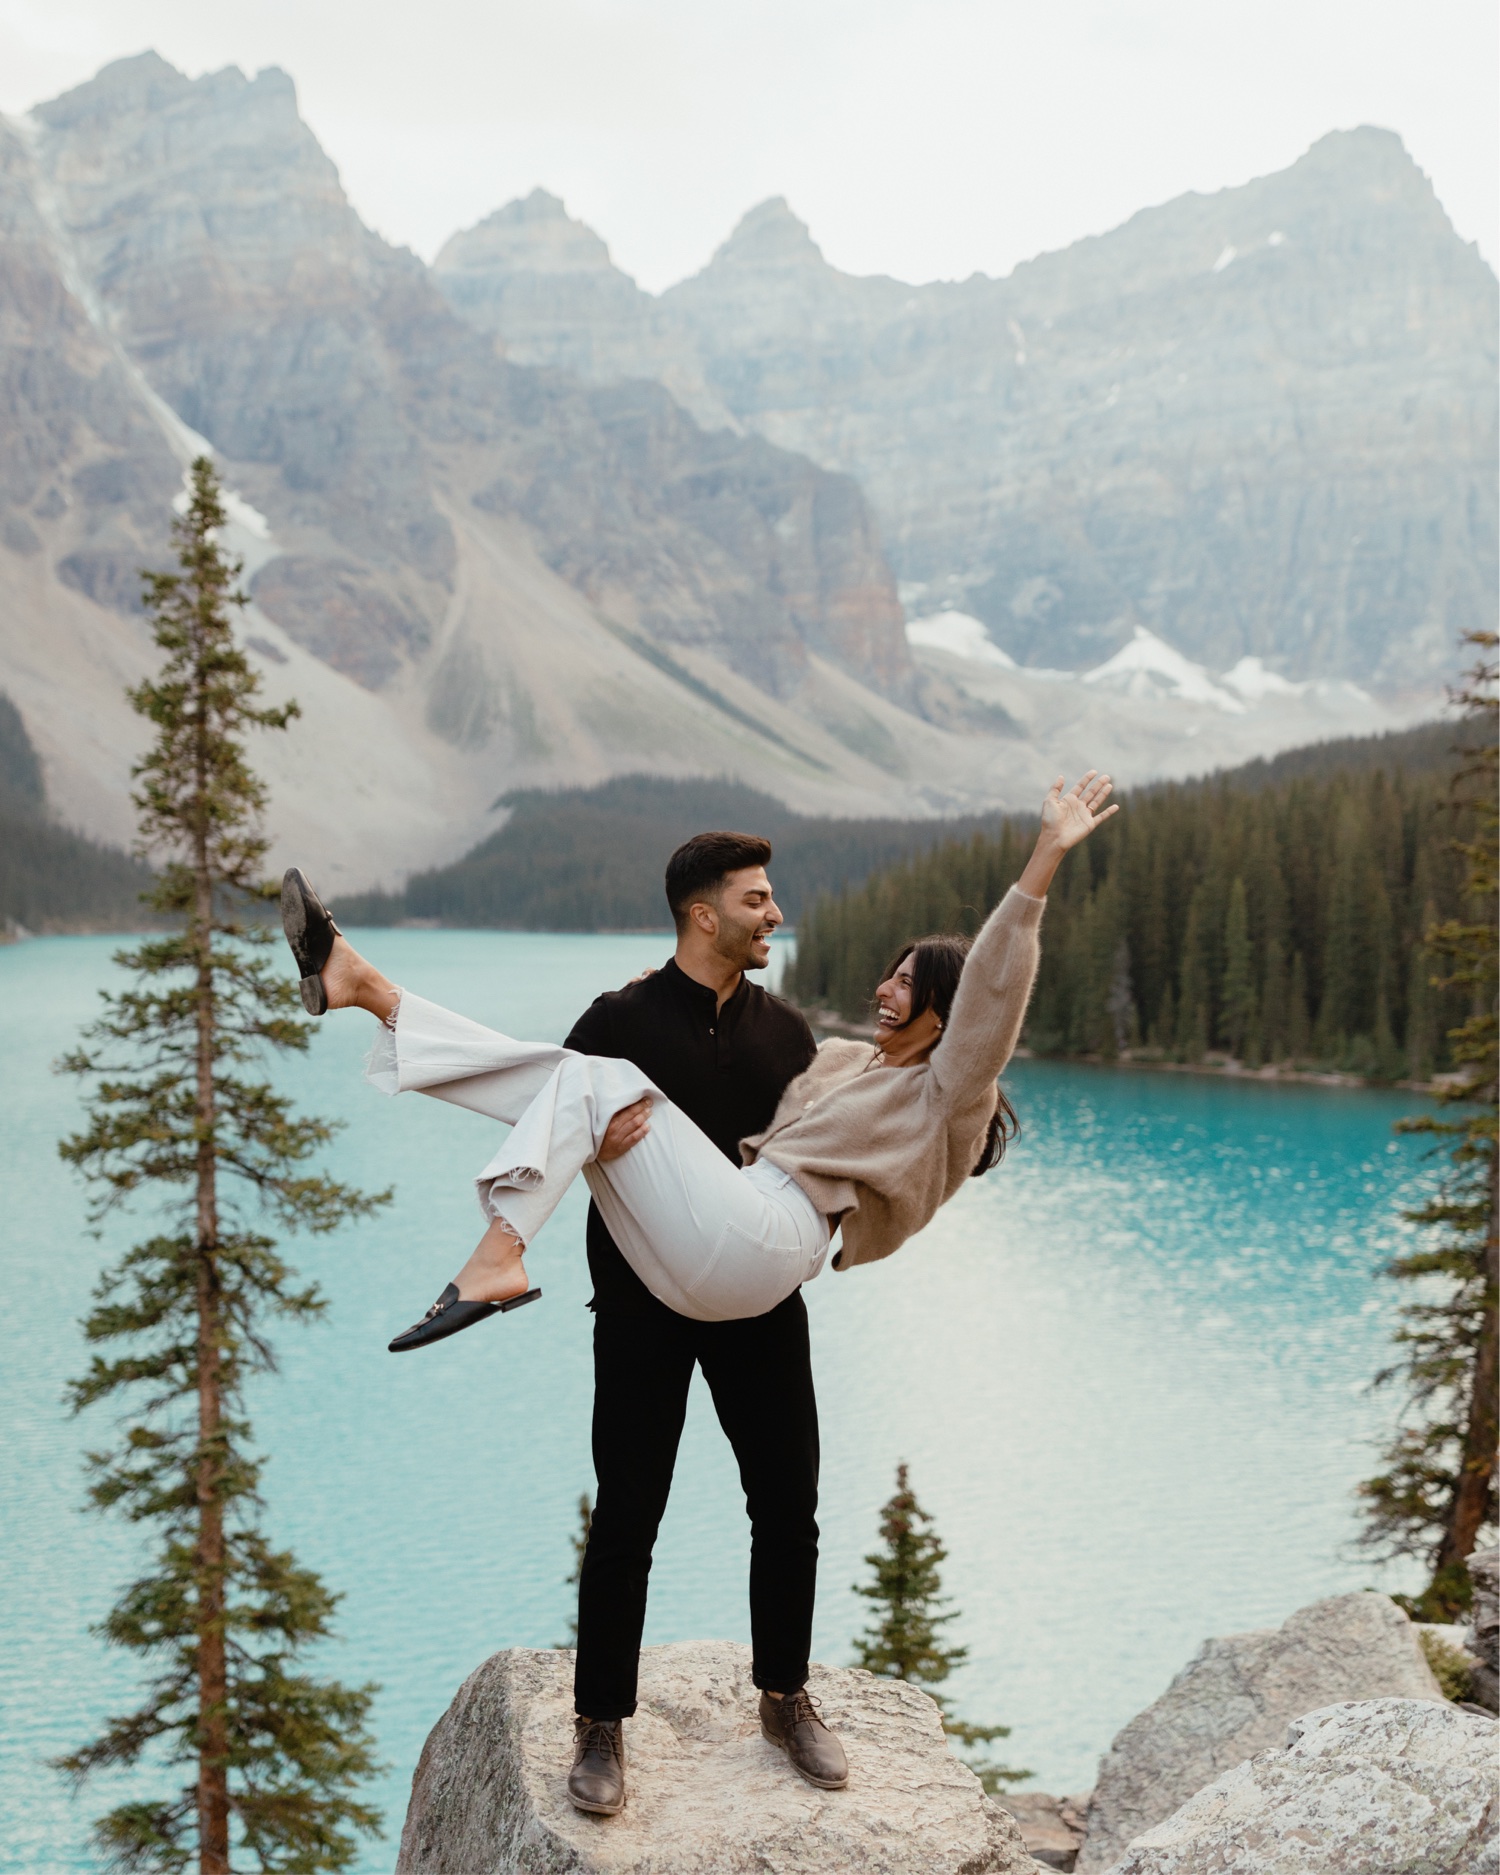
[662,956,749,1014]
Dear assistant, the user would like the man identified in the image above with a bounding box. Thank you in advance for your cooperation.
[563,831,848,1814]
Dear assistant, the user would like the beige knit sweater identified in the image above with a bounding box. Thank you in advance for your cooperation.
[743,885,1046,1270]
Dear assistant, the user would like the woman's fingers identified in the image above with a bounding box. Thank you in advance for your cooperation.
[1044,769,1120,830]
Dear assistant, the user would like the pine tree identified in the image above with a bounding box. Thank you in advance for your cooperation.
[852,1464,1028,1793]
[1150,981,1176,1055]
[555,1493,593,1649]
[1176,888,1210,1062]
[1221,878,1256,1060]
[1286,952,1312,1063]
[56,459,387,1873]
[1359,634,1498,1620]
[1405,902,1440,1084]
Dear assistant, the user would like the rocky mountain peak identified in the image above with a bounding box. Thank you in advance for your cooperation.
[704,195,827,273]
[30,55,361,313]
[1237,125,1464,259]
[436,188,623,282]
[1298,124,1438,196]
[30,48,191,127]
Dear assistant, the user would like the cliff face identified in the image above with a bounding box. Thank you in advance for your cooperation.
[23,54,909,704]
[0,109,180,606]
[435,189,733,430]
[436,132,1499,686]
[1,55,968,884]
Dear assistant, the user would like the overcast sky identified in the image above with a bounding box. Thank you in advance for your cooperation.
[2,0,1494,291]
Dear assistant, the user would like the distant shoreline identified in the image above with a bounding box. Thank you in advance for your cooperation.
[0,928,1452,1104]
[800,1008,1446,1098]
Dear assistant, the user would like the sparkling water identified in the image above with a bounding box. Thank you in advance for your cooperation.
[0,931,1434,1868]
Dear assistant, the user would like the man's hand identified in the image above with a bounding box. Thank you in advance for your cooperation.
[597,1096,653,1163]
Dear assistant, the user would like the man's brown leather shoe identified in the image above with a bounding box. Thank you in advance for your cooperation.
[568,1716,626,1814]
[759,1688,848,1789]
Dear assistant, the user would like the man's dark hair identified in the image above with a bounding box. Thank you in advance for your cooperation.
[665,831,773,932]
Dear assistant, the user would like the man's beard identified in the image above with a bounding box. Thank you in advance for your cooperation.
[716,924,767,971]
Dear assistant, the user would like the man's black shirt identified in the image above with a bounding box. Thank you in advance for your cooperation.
[565,958,818,1314]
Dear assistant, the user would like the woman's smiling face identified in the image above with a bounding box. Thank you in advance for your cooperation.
[874,951,915,1035]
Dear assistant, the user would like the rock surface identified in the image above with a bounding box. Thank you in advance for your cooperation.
[998,1790,1090,1869]
[1106,1697,1497,1875]
[395,1641,1041,1874]
[1077,1592,1443,1873]
[1467,1546,1499,1713]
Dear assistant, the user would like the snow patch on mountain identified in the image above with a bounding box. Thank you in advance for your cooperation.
[905,611,1016,666]
[1220,654,1372,707]
[1083,626,1247,713]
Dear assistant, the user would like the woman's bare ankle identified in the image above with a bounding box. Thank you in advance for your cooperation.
[453,1219,530,1305]
[321,935,398,1021]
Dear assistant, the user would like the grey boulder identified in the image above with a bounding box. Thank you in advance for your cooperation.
[1106,1696,1498,1874]
[998,1789,1090,1868]
[1078,1592,1442,1872]
[395,1639,1041,1873]
[1467,1546,1499,1712]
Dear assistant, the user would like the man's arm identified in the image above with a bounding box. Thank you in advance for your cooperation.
[566,995,653,1165]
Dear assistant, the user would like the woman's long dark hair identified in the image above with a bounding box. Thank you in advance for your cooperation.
[876,935,1019,1176]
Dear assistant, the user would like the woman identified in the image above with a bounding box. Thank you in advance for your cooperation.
[283,771,1117,1348]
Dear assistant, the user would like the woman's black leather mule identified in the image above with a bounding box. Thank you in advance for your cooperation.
[281,867,341,1015]
[387,1283,542,1353]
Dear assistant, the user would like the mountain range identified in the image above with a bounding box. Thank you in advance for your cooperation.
[438,134,1497,687]
[1,53,1493,892]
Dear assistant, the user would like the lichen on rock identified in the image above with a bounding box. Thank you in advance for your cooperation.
[395,1639,1041,1874]
[1106,1696,1498,1875]
[1077,1591,1443,1872]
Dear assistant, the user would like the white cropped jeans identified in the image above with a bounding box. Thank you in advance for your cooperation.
[365,989,831,1323]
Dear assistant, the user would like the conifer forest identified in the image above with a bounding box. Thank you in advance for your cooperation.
[791,734,1485,1081]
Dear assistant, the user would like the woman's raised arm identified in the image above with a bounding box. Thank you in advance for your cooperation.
[1016,770,1119,900]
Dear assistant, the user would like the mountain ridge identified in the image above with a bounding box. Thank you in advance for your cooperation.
[436,126,1498,686]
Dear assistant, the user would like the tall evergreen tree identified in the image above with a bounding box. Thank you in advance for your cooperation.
[1176,888,1210,1062]
[1220,878,1255,1060]
[852,1464,1027,1793]
[1286,952,1312,1063]
[555,1493,593,1649]
[1359,634,1499,1620]
[56,459,387,1873]
[1405,903,1440,1086]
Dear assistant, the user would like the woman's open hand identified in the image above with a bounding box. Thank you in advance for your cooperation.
[1017,769,1120,898]
[1039,770,1119,850]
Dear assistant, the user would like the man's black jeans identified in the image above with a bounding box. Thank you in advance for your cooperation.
[573,1288,820,1720]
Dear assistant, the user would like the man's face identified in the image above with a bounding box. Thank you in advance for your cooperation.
[700,866,783,972]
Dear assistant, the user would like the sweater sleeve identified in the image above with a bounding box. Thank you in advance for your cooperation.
[928,886,1046,1115]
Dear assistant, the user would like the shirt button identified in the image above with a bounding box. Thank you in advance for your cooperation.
[803,1100,812,1109]
[709,1027,715,1036]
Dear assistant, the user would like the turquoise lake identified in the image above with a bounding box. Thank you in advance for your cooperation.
[0,929,1436,1870]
